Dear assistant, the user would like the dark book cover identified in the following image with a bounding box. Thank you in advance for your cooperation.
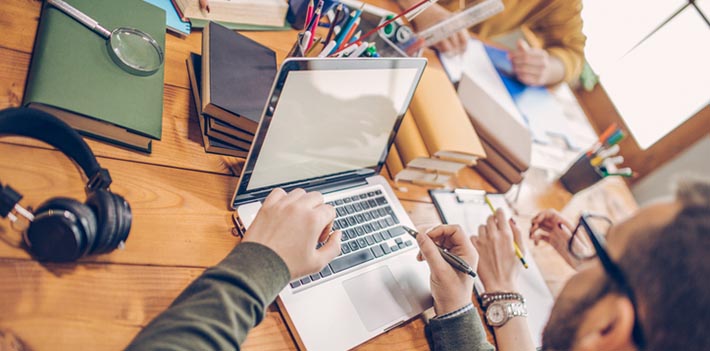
[187,53,248,158]
[202,22,276,131]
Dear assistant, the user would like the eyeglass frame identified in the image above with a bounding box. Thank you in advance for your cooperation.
[568,212,647,349]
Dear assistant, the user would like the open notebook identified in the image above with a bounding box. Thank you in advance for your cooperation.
[429,189,553,347]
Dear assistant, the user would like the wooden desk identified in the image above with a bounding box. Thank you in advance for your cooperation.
[0,1,637,350]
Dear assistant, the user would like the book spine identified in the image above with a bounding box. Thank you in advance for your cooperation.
[385,145,404,179]
[394,111,429,165]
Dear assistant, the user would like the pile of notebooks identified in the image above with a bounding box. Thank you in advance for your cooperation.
[186,22,277,158]
[385,67,486,187]
[454,40,532,192]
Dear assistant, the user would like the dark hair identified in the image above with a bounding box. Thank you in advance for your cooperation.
[617,179,710,350]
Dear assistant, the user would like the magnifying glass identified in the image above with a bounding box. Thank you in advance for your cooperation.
[47,0,164,76]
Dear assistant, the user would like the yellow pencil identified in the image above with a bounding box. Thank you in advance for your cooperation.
[484,195,528,269]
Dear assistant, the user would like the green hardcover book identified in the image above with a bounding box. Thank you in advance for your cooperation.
[23,0,166,153]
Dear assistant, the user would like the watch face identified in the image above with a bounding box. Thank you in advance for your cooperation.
[486,304,506,326]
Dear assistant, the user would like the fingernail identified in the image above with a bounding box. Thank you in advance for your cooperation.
[558,223,564,229]
[510,218,516,225]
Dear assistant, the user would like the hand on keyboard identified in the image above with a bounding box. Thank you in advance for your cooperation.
[243,188,342,280]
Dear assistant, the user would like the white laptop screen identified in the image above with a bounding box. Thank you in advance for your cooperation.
[246,67,421,191]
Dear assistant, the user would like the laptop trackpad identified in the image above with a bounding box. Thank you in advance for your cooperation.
[343,266,413,332]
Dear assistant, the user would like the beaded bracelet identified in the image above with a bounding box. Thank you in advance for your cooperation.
[481,291,525,308]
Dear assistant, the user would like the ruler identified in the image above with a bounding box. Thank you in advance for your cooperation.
[417,0,504,46]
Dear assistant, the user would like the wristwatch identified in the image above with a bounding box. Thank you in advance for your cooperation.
[485,300,528,327]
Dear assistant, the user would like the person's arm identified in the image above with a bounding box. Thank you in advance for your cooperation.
[517,0,586,85]
[126,242,290,350]
[473,210,536,351]
[415,225,495,351]
[426,306,495,351]
[126,188,342,351]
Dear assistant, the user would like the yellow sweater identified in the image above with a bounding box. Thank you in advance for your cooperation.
[446,0,586,83]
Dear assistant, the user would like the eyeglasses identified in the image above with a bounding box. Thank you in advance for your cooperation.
[569,213,646,348]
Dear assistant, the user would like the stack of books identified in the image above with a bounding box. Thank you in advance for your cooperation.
[24,0,165,153]
[385,67,486,187]
[186,22,277,157]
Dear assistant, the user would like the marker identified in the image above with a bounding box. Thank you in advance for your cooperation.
[319,41,337,57]
[403,226,477,279]
[349,41,369,58]
[484,195,528,269]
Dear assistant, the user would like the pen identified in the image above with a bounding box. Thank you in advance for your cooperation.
[484,195,528,269]
[403,226,477,279]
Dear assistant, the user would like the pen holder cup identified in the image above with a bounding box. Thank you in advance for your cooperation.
[288,0,339,30]
[559,154,604,194]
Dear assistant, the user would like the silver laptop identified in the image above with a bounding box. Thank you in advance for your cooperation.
[232,58,432,350]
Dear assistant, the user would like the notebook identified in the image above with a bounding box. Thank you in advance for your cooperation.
[24,0,165,153]
[202,22,277,134]
[429,189,554,347]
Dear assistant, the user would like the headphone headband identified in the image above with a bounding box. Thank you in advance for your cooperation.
[0,107,111,189]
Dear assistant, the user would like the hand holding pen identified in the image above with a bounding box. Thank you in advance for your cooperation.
[407,225,479,315]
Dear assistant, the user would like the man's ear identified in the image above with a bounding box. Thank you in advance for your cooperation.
[574,294,637,351]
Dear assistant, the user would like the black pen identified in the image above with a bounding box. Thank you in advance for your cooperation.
[403,226,477,279]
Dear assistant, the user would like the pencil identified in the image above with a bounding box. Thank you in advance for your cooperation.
[484,195,528,269]
[324,4,343,45]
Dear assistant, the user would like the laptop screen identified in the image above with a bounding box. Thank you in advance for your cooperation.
[234,59,426,204]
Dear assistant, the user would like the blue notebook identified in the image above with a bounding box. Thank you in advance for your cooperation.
[483,44,577,148]
[144,0,191,36]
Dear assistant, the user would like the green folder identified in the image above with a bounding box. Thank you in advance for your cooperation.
[23,0,165,153]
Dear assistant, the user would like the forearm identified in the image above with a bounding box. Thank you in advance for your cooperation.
[126,242,290,351]
[493,316,536,351]
[426,306,495,351]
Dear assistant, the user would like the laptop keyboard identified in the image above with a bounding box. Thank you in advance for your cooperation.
[289,189,414,289]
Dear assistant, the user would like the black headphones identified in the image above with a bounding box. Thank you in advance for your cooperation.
[0,107,132,262]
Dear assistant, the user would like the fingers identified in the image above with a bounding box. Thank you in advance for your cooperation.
[262,188,287,207]
[426,225,469,249]
[416,231,448,274]
[284,188,307,203]
[300,191,325,208]
[495,209,507,232]
[530,231,550,246]
[516,38,530,52]
[314,203,336,238]
[316,230,342,266]
[436,39,453,53]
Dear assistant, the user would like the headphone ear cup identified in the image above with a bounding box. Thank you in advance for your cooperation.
[86,190,131,254]
[27,197,97,262]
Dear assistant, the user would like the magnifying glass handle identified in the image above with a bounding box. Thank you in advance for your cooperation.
[47,0,112,39]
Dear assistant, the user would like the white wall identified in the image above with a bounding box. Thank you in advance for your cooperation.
[632,135,710,205]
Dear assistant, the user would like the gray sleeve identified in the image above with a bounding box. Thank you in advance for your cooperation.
[126,242,290,351]
[425,308,496,351]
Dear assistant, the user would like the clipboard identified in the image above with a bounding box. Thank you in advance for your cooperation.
[428,188,554,348]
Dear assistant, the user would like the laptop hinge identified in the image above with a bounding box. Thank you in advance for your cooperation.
[234,173,371,207]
